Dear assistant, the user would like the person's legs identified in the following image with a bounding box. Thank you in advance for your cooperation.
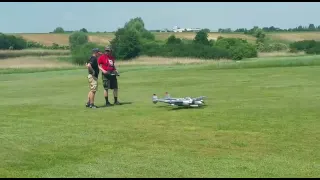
[86,91,91,107]
[88,75,98,108]
[86,74,93,107]
[111,76,120,105]
[102,75,111,106]
[113,89,120,104]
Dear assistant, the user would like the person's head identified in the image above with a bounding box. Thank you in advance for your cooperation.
[104,46,112,55]
[92,48,100,56]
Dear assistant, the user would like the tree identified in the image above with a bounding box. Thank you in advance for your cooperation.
[68,31,88,50]
[110,28,141,60]
[108,17,159,60]
[308,24,316,31]
[123,17,155,40]
[193,29,210,46]
[80,28,88,33]
[53,27,64,33]
[202,28,210,33]
[254,29,266,43]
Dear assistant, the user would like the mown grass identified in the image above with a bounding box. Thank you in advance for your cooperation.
[202,55,320,70]
[0,49,70,59]
[115,55,320,70]
[0,62,319,178]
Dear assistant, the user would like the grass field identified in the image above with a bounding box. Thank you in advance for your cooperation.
[10,31,320,46]
[268,32,320,42]
[1,56,319,177]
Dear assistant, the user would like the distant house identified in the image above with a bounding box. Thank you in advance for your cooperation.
[172,26,185,32]
[172,26,202,32]
[185,28,201,32]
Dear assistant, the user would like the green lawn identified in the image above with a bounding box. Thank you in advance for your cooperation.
[0,64,319,177]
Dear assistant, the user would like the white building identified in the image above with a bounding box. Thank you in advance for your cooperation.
[173,26,185,32]
[173,26,202,32]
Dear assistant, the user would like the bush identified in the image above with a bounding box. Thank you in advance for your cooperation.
[231,43,258,60]
[69,31,88,50]
[140,41,163,57]
[71,42,104,65]
[26,41,45,49]
[26,41,70,50]
[215,37,257,60]
[141,42,232,60]
[141,35,258,60]
[305,44,320,54]
[0,33,27,50]
[215,37,246,49]
[289,40,317,51]
[166,35,182,45]
[289,40,320,54]
[257,42,288,52]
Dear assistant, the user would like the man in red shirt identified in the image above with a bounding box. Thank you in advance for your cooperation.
[98,46,120,106]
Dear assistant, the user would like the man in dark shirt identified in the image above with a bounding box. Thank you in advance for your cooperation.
[85,48,101,108]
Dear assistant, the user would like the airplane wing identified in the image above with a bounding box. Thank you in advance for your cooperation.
[193,96,206,101]
[159,98,184,105]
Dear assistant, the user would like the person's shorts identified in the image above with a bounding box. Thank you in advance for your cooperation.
[102,74,118,90]
[88,74,98,92]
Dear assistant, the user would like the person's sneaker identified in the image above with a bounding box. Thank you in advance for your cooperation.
[85,102,90,108]
[105,101,112,107]
[89,104,99,108]
[114,101,121,105]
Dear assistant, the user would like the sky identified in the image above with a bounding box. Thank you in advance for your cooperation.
[1,2,320,33]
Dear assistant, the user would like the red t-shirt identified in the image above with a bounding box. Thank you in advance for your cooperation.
[98,54,116,71]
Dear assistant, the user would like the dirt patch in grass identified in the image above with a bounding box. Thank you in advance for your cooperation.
[17,34,70,45]
[0,56,74,69]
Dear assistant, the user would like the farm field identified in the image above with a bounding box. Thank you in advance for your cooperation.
[9,32,320,46]
[1,56,319,177]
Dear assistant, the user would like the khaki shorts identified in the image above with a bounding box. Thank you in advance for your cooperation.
[88,74,98,92]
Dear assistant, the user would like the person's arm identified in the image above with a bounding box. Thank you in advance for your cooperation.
[114,60,118,73]
[114,59,117,70]
[87,57,95,75]
[98,56,107,74]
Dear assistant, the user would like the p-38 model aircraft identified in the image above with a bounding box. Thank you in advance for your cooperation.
[152,92,206,108]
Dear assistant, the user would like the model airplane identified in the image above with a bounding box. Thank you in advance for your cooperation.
[152,92,206,108]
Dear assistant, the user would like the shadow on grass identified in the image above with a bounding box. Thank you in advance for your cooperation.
[98,102,133,108]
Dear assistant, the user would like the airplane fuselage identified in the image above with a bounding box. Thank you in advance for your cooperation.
[152,93,205,108]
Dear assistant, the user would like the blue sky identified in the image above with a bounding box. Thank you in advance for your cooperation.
[1,2,320,33]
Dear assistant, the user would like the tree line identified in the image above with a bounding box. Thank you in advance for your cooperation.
[52,23,320,34]
[1,17,320,61]
[233,24,320,33]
